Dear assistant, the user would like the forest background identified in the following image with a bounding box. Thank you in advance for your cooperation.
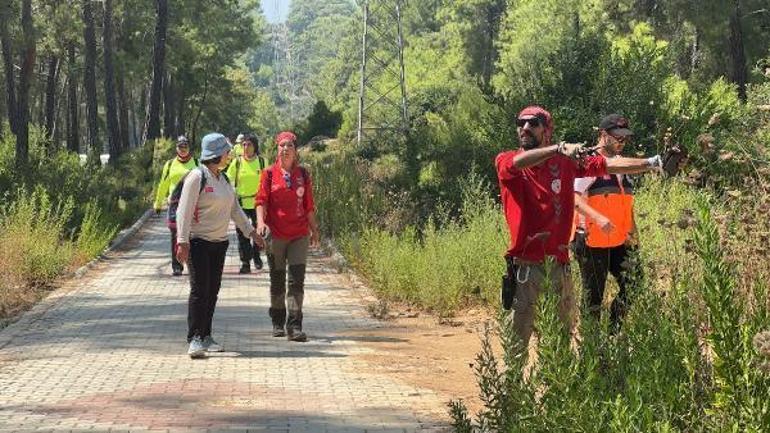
[1,0,770,431]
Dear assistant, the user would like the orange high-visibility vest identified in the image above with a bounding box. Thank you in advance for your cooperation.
[584,175,634,248]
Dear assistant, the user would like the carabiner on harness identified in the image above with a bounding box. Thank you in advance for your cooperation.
[516,265,531,284]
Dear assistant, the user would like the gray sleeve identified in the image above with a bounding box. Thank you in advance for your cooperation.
[176,170,202,244]
[230,185,255,236]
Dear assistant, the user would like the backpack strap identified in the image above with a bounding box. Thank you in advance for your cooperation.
[198,166,207,193]
[234,157,242,188]
[162,159,173,181]
[258,156,265,171]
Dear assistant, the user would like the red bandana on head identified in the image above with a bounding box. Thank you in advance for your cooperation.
[518,105,554,146]
[274,131,298,167]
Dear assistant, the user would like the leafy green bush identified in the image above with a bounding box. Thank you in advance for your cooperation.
[449,190,770,432]
[74,201,119,265]
[0,127,159,321]
[339,172,507,314]
[0,188,74,288]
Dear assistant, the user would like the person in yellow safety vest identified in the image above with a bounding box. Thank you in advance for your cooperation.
[573,114,647,331]
[232,133,245,159]
[154,135,199,276]
[226,133,266,273]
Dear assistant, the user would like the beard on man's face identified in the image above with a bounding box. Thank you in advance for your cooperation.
[519,130,540,149]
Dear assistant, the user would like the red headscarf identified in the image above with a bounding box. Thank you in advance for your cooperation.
[274,131,299,167]
[275,131,297,145]
[518,105,554,145]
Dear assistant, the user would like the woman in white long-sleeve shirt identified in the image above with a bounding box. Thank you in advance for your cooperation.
[175,132,262,358]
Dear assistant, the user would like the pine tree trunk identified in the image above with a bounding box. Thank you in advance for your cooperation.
[52,73,66,147]
[44,56,60,145]
[66,42,79,153]
[16,0,36,168]
[163,71,175,139]
[1,3,17,135]
[728,0,747,101]
[144,0,168,142]
[82,0,100,163]
[36,60,45,127]
[116,67,130,154]
[103,0,120,164]
[176,87,186,136]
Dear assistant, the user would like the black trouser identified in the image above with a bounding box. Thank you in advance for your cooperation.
[236,207,261,266]
[170,227,183,273]
[186,238,229,342]
[576,243,641,329]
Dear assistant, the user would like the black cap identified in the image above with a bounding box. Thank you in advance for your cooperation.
[242,133,258,145]
[599,114,634,136]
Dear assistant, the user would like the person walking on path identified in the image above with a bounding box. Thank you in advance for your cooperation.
[572,114,646,331]
[256,131,320,342]
[226,133,267,273]
[232,133,245,159]
[154,135,198,276]
[175,132,263,358]
[496,106,669,366]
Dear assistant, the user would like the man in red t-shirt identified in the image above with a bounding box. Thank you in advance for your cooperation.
[496,105,663,358]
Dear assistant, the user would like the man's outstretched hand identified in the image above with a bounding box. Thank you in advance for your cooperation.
[661,146,688,177]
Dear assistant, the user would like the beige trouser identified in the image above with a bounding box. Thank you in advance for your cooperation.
[511,261,579,359]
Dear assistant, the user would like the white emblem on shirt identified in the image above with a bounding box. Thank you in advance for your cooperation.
[551,179,561,194]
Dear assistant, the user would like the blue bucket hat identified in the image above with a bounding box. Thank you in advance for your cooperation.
[200,133,232,161]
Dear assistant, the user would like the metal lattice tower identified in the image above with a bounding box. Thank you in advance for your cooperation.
[356,0,409,147]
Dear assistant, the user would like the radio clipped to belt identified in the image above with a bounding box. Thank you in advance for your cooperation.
[502,256,532,310]
[502,256,517,310]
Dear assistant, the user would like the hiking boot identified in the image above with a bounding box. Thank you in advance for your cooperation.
[203,336,223,352]
[239,263,251,274]
[287,329,307,342]
[172,268,183,276]
[254,255,263,270]
[187,336,206,358]
[272,325,286,337]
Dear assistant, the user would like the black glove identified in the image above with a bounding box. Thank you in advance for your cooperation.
[661,145,687,177]
[571,230,587,258]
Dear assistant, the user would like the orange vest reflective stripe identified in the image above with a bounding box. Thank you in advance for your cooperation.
[585,175,634,248]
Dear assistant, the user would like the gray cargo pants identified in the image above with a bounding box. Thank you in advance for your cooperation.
[267,235,309,332]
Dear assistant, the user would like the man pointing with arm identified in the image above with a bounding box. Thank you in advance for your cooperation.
[496,106,663,363]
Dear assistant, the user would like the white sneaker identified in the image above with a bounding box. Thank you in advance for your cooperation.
[188,336,206,358]
[203,335,223,352]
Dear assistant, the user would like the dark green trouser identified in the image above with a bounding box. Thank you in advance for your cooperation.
[267,236,309,331]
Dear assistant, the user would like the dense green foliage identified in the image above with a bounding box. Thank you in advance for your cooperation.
[0,126,164,319]
[294,2,770,430]
[0,0,269,320]
[1,0,769,427]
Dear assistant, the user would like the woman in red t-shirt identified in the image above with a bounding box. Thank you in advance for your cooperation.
[255,131,319,342]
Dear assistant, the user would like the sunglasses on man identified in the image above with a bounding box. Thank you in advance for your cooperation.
[516,115,545,128]
[608,133,630,143]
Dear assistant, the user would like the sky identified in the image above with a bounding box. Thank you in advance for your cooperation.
[260,0,291,23]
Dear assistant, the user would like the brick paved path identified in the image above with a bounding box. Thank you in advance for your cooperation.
[0,216,449,433]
